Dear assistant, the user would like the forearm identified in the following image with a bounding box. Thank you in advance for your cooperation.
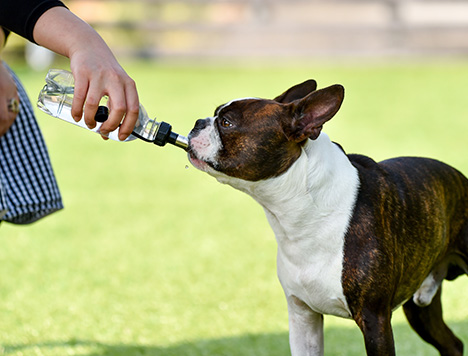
[0,0,66,43]
[0,30,20,137]
[33,7,113,60]
[0,29,5,52]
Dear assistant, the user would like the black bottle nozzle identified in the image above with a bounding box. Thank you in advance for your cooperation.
[95,106,109,122]
[94,106,188,150]
[154,122,188,151]
[154,122,172,146]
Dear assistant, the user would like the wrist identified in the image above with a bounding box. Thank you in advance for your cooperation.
[67,29,113,62]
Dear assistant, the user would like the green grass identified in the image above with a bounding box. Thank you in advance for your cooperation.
[1,59,468,355]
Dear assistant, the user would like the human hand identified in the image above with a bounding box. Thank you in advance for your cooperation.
[0,61,19,137]
[69,49,139,141]
[33,7,140,141]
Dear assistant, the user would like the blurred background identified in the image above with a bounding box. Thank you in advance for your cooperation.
[2,1,468,356]
[4,0,468,64]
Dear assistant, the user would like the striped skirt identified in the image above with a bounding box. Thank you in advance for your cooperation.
[0,64,63,224]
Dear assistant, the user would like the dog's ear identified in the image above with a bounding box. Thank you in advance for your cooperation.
[284,84,344,142]
[274,79,317,104]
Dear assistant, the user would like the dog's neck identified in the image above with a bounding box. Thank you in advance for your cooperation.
[219,133,360,252]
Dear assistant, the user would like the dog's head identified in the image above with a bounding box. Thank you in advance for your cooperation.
[188,80,344,182]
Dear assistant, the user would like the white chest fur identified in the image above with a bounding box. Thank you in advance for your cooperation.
[216,134,360,318]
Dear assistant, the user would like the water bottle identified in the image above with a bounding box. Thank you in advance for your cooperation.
[37,69,188,150]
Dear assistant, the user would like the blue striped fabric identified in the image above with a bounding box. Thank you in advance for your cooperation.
[0,64,63,224]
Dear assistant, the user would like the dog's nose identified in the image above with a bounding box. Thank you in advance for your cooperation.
[193,118,209,131]
[188,118,210,142]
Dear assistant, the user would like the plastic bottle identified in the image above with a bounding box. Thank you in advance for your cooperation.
[37,69,188,150]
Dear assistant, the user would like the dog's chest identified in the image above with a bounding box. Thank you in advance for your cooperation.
[268,209,353,319]
[252,137,359,319]
[219,135,359,318]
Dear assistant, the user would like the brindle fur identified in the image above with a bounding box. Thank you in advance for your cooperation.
[343,154,468,355]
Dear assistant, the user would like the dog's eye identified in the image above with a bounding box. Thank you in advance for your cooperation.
[220,118,233,128]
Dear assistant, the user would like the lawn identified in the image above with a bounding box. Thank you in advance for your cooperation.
[1,59,468,356]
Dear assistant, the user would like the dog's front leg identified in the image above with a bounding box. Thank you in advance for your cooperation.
[287,296,324,356]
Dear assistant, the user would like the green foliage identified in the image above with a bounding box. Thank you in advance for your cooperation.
[1,60,467,355]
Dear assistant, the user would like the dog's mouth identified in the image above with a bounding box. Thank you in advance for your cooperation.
[187,150,203,168]
[187,124,223,175]
[187,137,210,171]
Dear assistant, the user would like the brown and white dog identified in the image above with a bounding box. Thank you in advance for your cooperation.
[187,80,468,356]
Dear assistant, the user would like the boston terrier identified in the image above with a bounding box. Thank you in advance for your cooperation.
[187,80,468,356]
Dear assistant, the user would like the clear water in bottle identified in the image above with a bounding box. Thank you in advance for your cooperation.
[38,69,164,142]
[37,69,189,149]
[37,69,134,141]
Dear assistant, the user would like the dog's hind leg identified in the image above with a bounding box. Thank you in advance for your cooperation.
[403,286,463,356]
[355,307,396,356]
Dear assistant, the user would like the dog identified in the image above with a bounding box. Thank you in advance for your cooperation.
[187,79,468,355]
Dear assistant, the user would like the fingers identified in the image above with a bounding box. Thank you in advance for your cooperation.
[98,88,125,138]
[71,74,88,123]
[0,96,20,137]
[82,82,101,130]
[117,79,139,141]
[70,69,139,141]
[98,75,139,141]
[0,97,10,121]
[72,68,101,128]
[0,63,20,137]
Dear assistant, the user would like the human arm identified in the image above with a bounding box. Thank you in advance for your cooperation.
[0,29,20,137]
[33,7,139,140]
[32,7,139,140]
[0,1,139,141]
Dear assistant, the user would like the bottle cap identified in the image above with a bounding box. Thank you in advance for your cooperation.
[154,121,172,146]
[95,106,109,122]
